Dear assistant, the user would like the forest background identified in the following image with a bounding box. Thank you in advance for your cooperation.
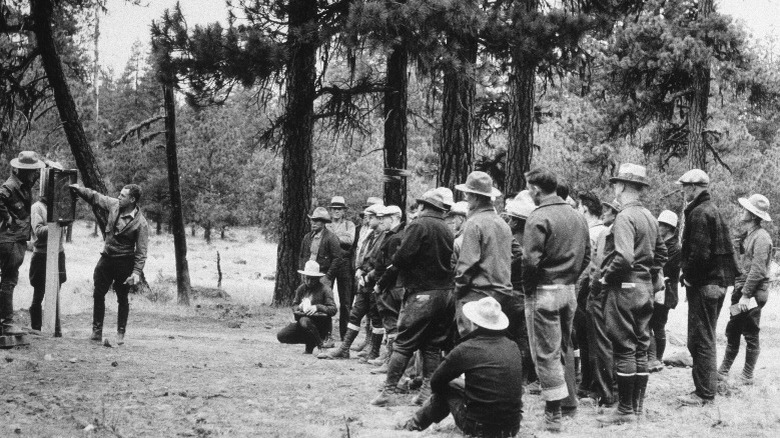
[2,0,779,305]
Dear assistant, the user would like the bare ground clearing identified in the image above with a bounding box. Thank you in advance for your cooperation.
[2,222,779,437]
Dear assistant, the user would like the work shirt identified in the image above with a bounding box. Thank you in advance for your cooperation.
[31,199,64,254]
[73,187,150,276]
[116,207,138,233]
[393,209,454,290]
[681,191,738,287]
[291,282,338,316]
[735,225,773,303]
[431,330,523,426]
[588,220,607,251]
[327,219,356,249]
[601,200,667,285]
[309,230,323,261]
[354,225,373,264]
[0,173,34,243]
[522,195,590,291]
[589,226,614,296]
[455,206,513,298]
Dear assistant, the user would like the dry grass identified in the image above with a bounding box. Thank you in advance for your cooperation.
[4,221,780,437]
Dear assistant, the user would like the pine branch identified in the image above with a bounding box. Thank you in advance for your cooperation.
[111,115,166,147]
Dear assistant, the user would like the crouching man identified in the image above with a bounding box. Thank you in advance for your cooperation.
[401,296,523,438]
[278,261,338,354]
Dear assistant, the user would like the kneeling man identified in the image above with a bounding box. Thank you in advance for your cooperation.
[401,296,523,438]
[277,261,337,354]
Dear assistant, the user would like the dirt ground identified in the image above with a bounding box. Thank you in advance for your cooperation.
[2,222,779,437]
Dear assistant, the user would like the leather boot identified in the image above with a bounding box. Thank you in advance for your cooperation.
[0,286,24,335]
[719,345,738,380]
[360,331,384,363]
[412,347,441,405]
[741,347,760,383]
[647,336,663,372]
[544,400,562,433]
[357,331,374,359]
[598,375,636,425]
[29,305,42,331]
[90,323,103,342]
[371,335,394,372]
[318,328,358,359]
[351,321,371,351]
[633,374,649,417]
[370,351,409,406]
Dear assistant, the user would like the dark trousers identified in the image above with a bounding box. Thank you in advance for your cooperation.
[328,270,354,340]
[394,288,455,356]
[348,289,382,330]
[415,381,520,438]
[605,283,653,376]
[686,285,725,400]
[0,241,27,322]
[587,290,615,405]
[649,304,670,361]
[376,286,404,336]
[93,255,134,334]
[29,251,67,331]
[277,316,331,352]
[573,306,591,390]
[724,285,762,366]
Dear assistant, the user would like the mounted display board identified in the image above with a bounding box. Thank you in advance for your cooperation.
[43,168,78,224]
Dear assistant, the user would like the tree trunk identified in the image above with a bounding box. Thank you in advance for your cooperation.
[156,219,162,235]
[687,0,713,170]
[163,84,192,306]
[505,55,535,195]
[273,0,317,306]
[438,33,477,193]
[31,0,107,231]
[383,44,408,213]
[204,222,212,244]
[65,223,72,243]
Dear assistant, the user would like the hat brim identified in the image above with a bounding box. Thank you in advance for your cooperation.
[297,270,326,277]
[10,158,45,169]
[602,201,620,213]
[739,198,772,222]
[658,219,677,227]
[609,176,649,187]
[455,184,502,198]
[328,204,347,209]
[307,215,331,223]
[417,198,448,211]
[461,301,509,331]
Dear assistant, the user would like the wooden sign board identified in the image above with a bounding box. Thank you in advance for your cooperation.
[44,168,78,224]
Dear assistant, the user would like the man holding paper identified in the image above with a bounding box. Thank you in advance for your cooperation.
[718,194,773,385]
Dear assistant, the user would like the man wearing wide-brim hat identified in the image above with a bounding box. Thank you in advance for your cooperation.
[453,171,513,337]
[597,163,668,425]
[718,194,774,385]
[521,167,590,431]
[0,151,44,336]
[400,296,523,437]
[674,168,738,407]
[277,261,338,355]
[299,206,344,346]
[370,189,455,407]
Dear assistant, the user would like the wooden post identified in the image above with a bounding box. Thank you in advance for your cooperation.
[42,222,62,334]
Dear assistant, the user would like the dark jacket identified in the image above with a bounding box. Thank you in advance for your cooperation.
[431,330,523,426]
[522,195,590,291]
[510,234,523,292]
[0,173,34,243]
[291,282,337,316]
[601,200,667,285]
[455,206,513,298]
[74,187,150,276]
[299,227,343,280]
[393,209,455,290]
[372,224,404,291]
[356,229,386,289]
[663,234,681,308]
[680,191,737,287]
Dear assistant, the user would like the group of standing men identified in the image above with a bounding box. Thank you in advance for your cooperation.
[279,162,774,436]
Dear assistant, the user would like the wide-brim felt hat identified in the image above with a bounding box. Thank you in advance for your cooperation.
[455,171,502,198]
[602,199,621,214]
[297,260,326,277]
[462,296,509,331]
[609,163,649,187]
[417,188,450,211]
[739,194,772,222]
[10,151,45,170]
[308,207,332,223]
[329,196,347,208]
